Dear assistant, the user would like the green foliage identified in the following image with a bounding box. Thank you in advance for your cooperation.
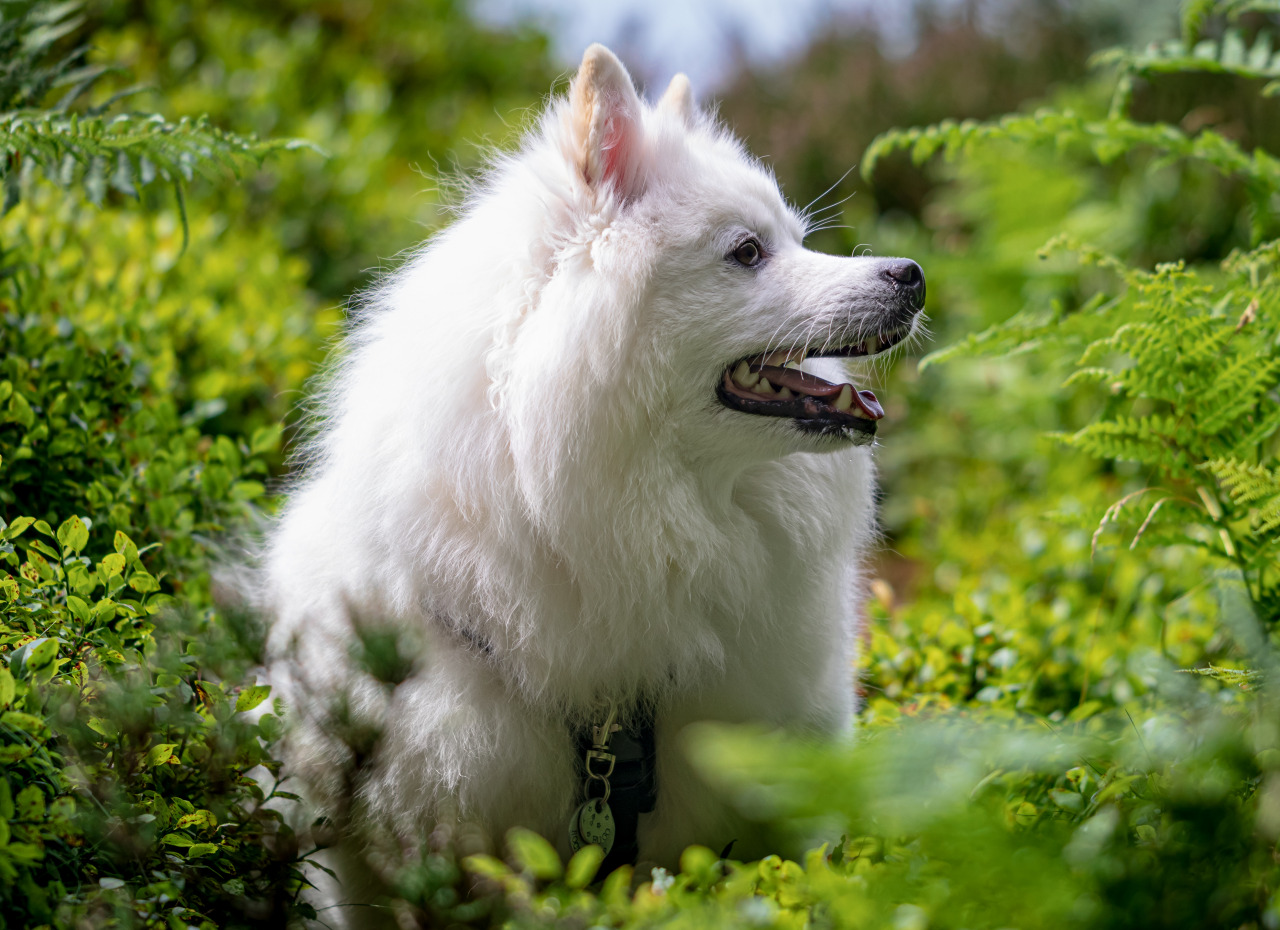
[865,12,1280,630]
[0,1,318,925]
[0,1,311,244]
[90,0,558,299]
[0,277,311,924]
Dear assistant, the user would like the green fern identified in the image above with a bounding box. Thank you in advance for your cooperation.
[0,0,316,241]
[1,110,310,212]
[864,0,1280,623]
[863,111,1280,195]
[1094,30,1280,83]
[1205,459,1280,533]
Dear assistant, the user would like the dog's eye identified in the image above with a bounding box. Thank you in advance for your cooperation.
[731,238,763,268]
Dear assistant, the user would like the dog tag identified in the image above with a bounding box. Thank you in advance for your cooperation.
[568,799,615,856]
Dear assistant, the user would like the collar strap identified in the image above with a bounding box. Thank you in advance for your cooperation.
[574,710,657,875]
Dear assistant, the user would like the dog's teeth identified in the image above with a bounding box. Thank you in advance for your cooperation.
[784,360,801,370]
[777,386,794,399]
[757,377,775,395]
[865,334,879,354]
[732,361,759,389]
[833,384,853,412]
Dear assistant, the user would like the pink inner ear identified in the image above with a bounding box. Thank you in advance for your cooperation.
[599,100,642,199]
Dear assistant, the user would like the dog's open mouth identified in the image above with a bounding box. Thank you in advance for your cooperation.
[716,324,913,439]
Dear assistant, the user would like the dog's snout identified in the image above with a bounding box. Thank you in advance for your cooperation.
[881,259,926,310]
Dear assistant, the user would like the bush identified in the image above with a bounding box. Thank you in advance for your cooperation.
[1,2,314,924]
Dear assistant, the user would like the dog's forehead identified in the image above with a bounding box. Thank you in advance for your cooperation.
[667,144,804,242]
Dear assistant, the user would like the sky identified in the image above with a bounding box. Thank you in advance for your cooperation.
[474,0,917,92]
[475,0,1178,94]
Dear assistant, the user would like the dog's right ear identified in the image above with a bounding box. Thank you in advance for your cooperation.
[565,44,646,201]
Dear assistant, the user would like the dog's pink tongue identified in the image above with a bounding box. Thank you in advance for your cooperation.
[761,365,843,397]
[759,365,885,420]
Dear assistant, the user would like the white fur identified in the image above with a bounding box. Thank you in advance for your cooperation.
[260,45,917,913]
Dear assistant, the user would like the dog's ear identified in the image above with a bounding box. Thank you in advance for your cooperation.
[658,73,695,126]
[566,44,646,200]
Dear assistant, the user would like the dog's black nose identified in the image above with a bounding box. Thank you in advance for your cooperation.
[882,259,926,310]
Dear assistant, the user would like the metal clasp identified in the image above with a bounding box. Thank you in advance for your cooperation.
[582,701,620,803]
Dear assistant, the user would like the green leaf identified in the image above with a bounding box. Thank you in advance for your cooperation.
[176,809,217,831]
[187,842,220,858]
[145,743,179,767]
[98,552,125,579]
[565,844,605,888]
[25,637,58,671]
[113,530,139,563]
[506,827,562,880]
[3,516,34,540]
[56,514,88,554]
[10,637,57,677]
[0,666,13,707]
[235,684,271,713]
[15,785,45,822]
[162,833,195,848]
[65,595,89,622]
[464,854,513,880]
[250,423,282,455]
[1,711,48,736]
[127,571,159,593]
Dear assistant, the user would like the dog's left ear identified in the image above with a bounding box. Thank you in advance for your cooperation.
[658,73,695,126]
[566,44,646,201]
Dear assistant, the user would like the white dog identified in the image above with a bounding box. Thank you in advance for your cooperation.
[260,43,924,915]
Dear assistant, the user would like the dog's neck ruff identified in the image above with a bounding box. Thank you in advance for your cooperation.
[436,609,657,872]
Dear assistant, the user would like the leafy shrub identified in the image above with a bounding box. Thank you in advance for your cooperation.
[0,2,315,925]
[90,0,559,300]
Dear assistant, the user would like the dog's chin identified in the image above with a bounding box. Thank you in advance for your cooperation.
[714,323,914,449]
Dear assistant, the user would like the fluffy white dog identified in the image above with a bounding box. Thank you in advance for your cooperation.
[261,43,924,913]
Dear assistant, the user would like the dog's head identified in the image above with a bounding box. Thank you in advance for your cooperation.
[494,45,925,479]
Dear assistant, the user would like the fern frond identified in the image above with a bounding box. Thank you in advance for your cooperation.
[1203,458,1280,537]
[1093,30,1280,84]
[863,112,1280,195]
[0,110,317,237]
[1258,497,1280,534]
[1204,458,1280,506]
[1223,238,1280,277]
[1179,664,1262,687]
[1196,355,1280,434]
[918,305,1057,369]
[1234,401,1280,450]
[0,0,94,111]
[1061,416,1196,473]
[0,2,321,223]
